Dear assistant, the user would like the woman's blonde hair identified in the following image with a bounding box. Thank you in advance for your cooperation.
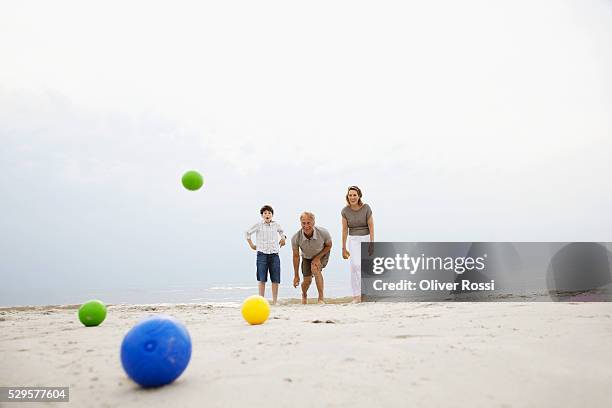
[345,186,363,206]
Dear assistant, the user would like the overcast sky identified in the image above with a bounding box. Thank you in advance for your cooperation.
[1,1,611,305]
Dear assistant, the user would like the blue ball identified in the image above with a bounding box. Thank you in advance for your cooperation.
[120,315,192,388]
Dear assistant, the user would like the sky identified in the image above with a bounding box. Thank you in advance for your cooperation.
[1,0,612,306]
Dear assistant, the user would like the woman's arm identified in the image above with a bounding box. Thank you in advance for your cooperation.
[367,214,374,256]
[342,217,350,259]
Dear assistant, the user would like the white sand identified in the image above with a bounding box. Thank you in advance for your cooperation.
[1,301,611,408]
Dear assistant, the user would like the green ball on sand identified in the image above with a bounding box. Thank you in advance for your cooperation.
[78,300,107,327]
[181,171,204,191]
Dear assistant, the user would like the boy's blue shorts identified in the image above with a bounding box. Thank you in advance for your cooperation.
[256,251,281,283]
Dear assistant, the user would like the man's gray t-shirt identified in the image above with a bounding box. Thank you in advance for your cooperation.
[291,226,332,261]
[341,204,372,236]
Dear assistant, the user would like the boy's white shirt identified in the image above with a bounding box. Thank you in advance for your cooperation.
[245,220,286,254]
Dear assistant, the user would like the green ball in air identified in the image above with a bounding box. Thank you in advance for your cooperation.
[78,300,107,327]
[181,171,204,191]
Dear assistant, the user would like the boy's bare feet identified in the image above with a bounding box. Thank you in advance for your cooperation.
[301,294,308,305]
[317,298,325,304]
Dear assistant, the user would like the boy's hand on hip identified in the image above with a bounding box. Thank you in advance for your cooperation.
[249,243,257,251]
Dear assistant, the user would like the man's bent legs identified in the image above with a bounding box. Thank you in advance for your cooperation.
[301,276,312,304]
[312,265,325,303]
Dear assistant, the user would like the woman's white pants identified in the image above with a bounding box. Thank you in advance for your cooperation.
[348,235,370,297]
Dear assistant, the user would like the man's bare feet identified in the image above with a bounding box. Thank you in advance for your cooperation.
[301,294,307,305]
[351,296,361,304]
[317,298,326,305]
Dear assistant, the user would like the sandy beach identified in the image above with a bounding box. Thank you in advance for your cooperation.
[1,300,611,408]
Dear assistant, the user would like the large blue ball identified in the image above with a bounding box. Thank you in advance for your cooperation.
[120,315,192,388]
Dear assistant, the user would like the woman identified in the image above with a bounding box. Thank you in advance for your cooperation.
[341,186,374,303]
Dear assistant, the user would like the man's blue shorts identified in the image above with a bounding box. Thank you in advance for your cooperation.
[256,251,281,283]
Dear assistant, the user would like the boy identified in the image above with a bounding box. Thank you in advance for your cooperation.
[245,205,286,305]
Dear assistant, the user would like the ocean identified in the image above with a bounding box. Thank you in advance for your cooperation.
[0,280,352,307]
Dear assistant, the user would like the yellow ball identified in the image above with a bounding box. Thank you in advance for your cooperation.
[241,295,270,325]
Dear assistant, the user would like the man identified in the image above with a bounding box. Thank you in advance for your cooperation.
[291,212,332,304]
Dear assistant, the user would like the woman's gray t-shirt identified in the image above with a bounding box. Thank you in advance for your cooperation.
[341,204,372,236]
